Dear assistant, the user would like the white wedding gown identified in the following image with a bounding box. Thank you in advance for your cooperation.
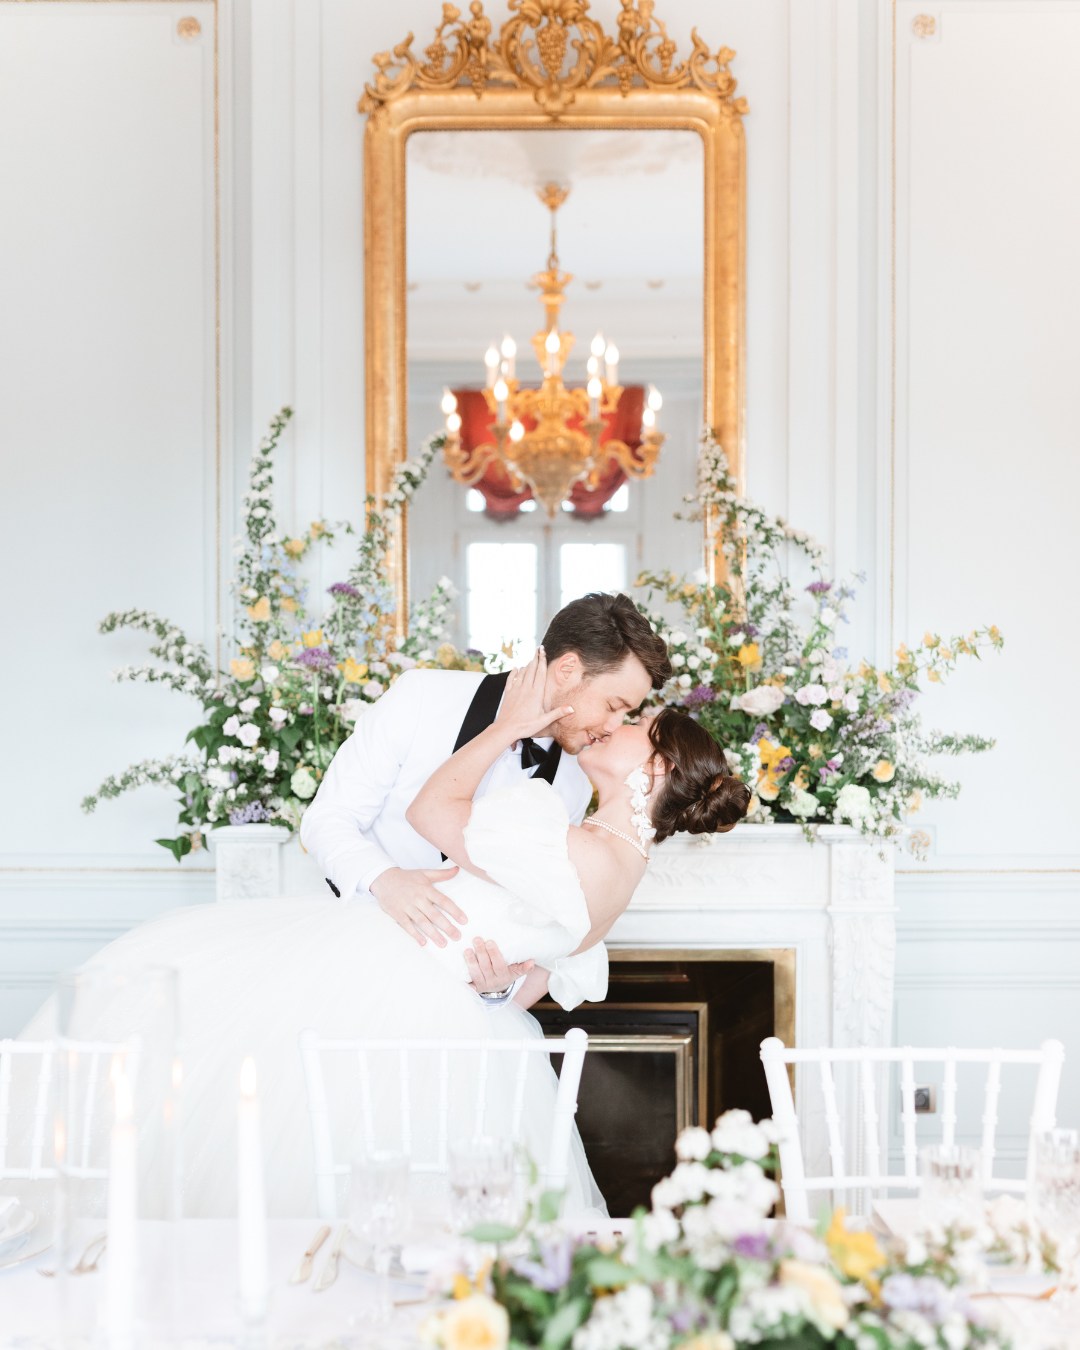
[19,781,608,1218]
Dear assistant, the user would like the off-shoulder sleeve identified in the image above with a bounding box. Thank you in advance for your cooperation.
[462,780,591,949]
[547,943,609,1011]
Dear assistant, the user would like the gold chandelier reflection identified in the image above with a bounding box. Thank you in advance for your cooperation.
[441,183,664,517]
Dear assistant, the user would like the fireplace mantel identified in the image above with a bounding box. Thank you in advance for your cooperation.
[608,823,897,1184]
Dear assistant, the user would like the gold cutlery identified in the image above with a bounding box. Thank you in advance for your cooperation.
[971,1286,1058,1302]
[37,1231,107,1279]
[313,1224,349,1292]
[289,1224,331,1285]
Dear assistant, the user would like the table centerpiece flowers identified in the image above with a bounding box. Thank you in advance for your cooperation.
[635,435,1003,847]
[81,409,484,860]
[419,1111,1017,1350]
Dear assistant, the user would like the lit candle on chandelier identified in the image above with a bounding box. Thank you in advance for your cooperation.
[544,329,561,375]
[587,376,602,420]
[493,376,509,423]
[590,331,606,358]
[440,389,459,438]
[586,354,600,379]
[509,420,525,445]
[642,406,657,432]
[604,342,620,386]
[500,334,517,381]
[647,384,663,430]
[484,345,500,389]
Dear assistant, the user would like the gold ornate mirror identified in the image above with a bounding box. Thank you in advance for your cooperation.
[361,0,747,636]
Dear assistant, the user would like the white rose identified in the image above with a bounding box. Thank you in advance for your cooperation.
[387,652,417,670]
[260,664,279,684]
[843,692,859,712]
[207,766,232,789]
[239,696,259,714]
[670,653,686,668]
[363,680,385,701]
[687,655,701,671]
[808,648,824,665]
[268,706,287,725]
[371,661,389,676]
[222,715,241,737]
[809,708,833,732]
[727,632,745,647]
[675,1125,714,1162]
[786,786,820,819]
[291,767,317,800]
[836,782,872,821]
[262,749,279,774]
[670,631,688,645]
[678,674,692,689]
[341,698,366,724]
[237,723,261,747]
[827,684,844,700]
[794,683,828,706]
[736,685,785,716]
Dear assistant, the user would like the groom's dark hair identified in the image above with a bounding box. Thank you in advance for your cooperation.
[542,592,672,690]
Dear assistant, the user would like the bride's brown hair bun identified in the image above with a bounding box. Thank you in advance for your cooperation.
[647,707,752,844]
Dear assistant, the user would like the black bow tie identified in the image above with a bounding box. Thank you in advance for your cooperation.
[520,737,561,783]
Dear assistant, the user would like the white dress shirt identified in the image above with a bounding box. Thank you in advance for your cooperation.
[299,668,593,901]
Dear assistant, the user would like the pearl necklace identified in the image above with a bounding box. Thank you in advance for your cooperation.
[583,816,650,862]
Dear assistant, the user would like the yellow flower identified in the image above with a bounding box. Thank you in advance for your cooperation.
[757,777,780,802]
[246,596,271,623]
[940,646,953,661]
[302,629,324,648]
[793,767,809,791]
[858,661,873,679]
[436,643,458,669]
[778,1260,849,1330]
[736,642,761,671]
[808,743,823,760]
[877,672,892,693]
[825,1208,886,1284]
[746,793,761,815]
[339,658,367,685]
[280,596,298,613]
[681,582,697,597]
[309,521,326,538]
[758,738,792,773]
[681,1335,734,1350]
[923,631,939,649]
[989,625,1002,643]
[229,658,255,683]
[439,1294,509,1350]
[927,669,941,683]
[907,790,923,814]
[872,760,895,783]
[284,537,306,558]
[896,643,910,662]
[268,639,288,661]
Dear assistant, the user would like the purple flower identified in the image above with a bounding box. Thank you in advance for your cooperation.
[776,756,795,773]
[228,801,272,826]
[831,647,848,660]
[294,647,337,674]
[684,684,716,708]
[880,1273,957,1324]
[751,722,769,743]
[511,1236,573,1292]
[742,622,760,638]
[327,581,361,599]
[806,581,833,596]
[733,1232,772,1261]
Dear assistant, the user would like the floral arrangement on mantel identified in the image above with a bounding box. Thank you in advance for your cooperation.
[635,436,1002,848]
[82,409,483,860]
[419,1111,1045,1350]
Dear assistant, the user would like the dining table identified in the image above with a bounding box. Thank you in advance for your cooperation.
[0,1207,1072,1348]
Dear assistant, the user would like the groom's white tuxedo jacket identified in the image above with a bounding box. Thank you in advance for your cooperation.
[299,668,593,901]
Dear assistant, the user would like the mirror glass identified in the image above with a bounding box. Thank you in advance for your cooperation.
[406,128,706,657]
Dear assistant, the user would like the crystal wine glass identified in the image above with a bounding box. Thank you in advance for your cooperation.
[347,1149,412,1326]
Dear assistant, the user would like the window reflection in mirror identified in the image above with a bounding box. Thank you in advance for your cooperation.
[406,128,708,656]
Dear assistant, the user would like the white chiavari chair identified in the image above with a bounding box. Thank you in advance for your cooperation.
[298,1027,589,1219]
[0,1037,136,1183]
[759,1037,1065,1223]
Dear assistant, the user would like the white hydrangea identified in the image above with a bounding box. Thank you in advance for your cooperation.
[711,1109,774,1161]
[571,1284,667,1350]
[836,783,872,822]
[674,1125,713,1162]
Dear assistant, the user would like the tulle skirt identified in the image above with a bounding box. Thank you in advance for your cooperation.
[18,898,606,1219]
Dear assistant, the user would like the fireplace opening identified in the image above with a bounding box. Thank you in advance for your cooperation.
[534,949,795,1216]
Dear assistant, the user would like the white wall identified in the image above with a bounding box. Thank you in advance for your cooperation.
[4,0,1079,1148]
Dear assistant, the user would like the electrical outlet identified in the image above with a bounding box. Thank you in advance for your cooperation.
[913,1085,936,1114]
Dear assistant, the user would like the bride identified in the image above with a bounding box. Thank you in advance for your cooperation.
[20,653,750,1218]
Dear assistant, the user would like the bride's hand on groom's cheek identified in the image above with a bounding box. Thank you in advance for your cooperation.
[499,648,573,741]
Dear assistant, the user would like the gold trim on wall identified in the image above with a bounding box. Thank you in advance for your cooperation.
[359,0,747,619]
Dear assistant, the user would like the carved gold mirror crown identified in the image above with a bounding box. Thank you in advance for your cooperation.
[361,0,747,616]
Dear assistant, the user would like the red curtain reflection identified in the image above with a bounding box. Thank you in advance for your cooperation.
[451,385,646,519]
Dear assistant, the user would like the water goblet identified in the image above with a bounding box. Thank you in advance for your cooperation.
[346,1149,412,1326]
[447,1137,518,1237]
[918,1144,983,1230]
[1031,1128,1080,1312]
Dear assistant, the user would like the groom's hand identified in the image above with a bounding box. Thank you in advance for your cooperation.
[370,866,466,947]
[465,938,535,995]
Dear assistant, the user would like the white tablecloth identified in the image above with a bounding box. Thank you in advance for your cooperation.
[0,1219,433,1348]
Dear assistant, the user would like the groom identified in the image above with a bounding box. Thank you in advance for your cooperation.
[300,592,671,999]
